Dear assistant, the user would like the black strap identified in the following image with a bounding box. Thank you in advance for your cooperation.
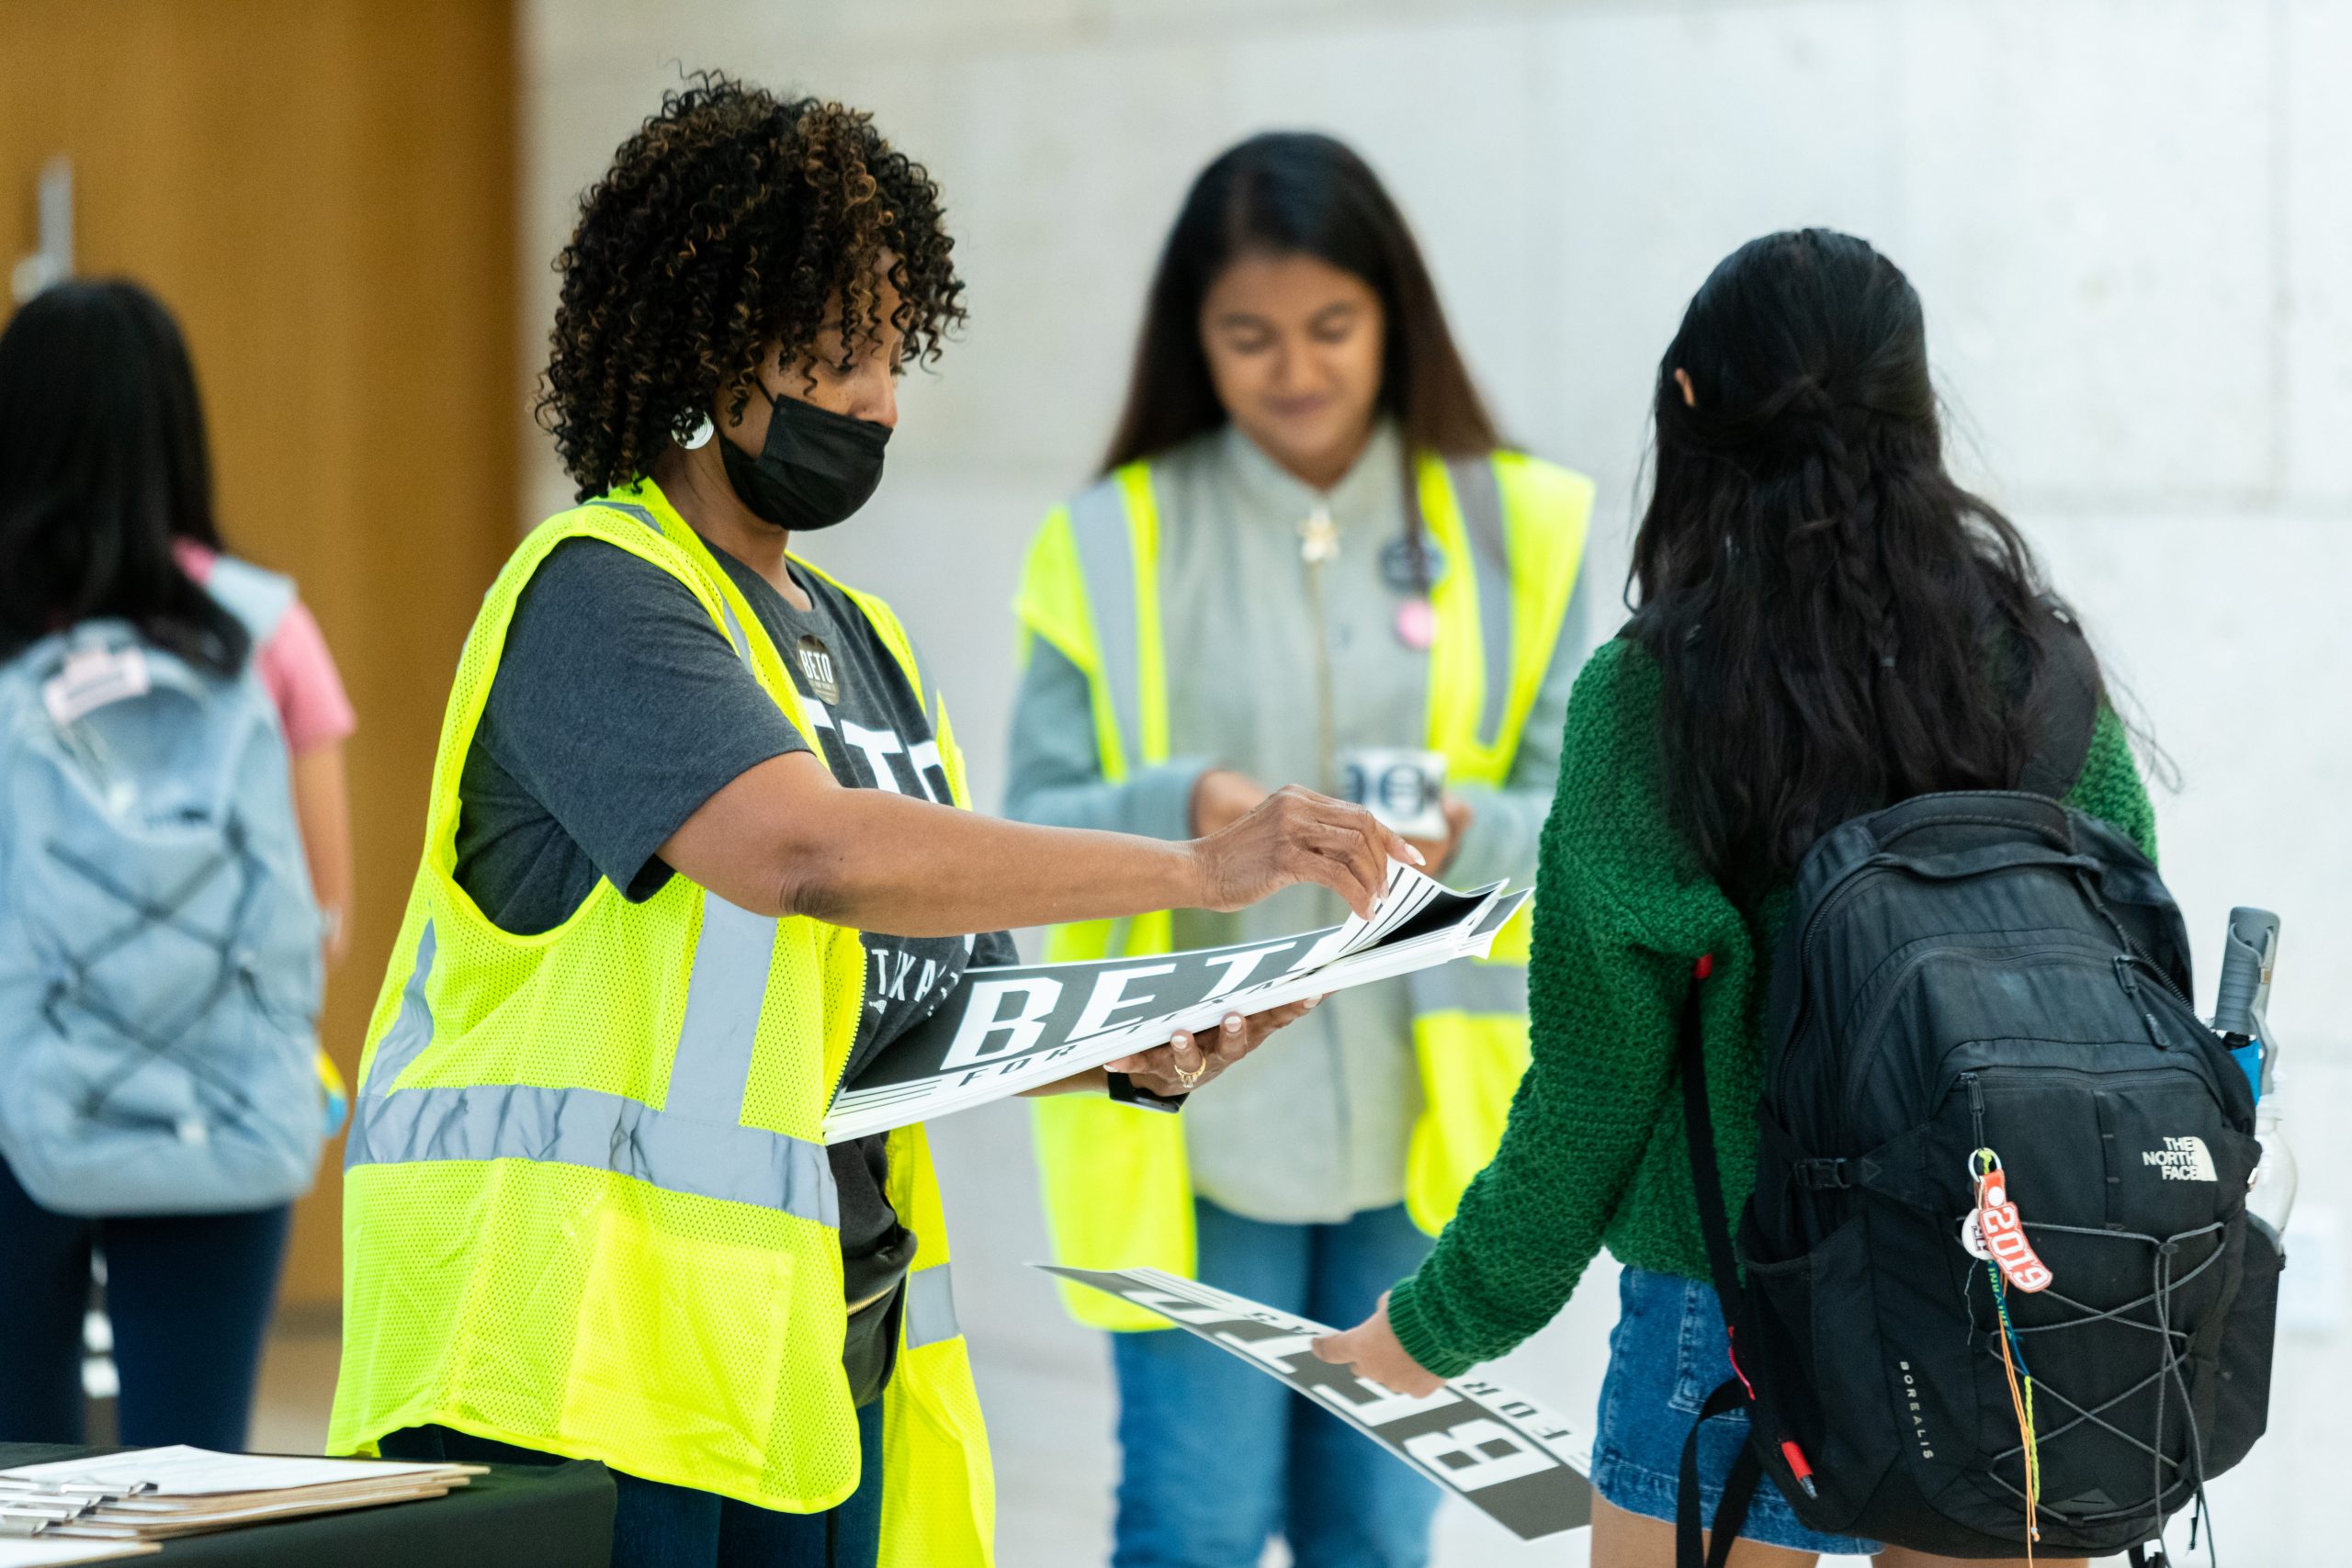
[1677,1379,1764,1568]
[1104,1072,1186,1112]
[2126,1543,2169,1568]
[1679,973,1746,1317]
[1675,968,1770,1568]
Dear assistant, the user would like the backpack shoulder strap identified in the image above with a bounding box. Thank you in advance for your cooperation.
[1679,961,1747,1314]
[1675,957,1770,1568]
[199,556,299,649]
[2017,606,2100,799]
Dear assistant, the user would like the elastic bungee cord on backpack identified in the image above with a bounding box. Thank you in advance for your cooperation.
[1970,1214,2226,1567]
[2147,1235,2218,1565]
[37,818,273,1128]
[1960,1140,2230,1565]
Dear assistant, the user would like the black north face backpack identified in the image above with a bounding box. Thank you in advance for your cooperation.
[1676,681,2282,1564]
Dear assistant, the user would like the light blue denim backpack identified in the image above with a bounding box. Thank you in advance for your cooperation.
[0,558,325,1215]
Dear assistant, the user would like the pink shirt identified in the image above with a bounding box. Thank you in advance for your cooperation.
[174,542,357,754]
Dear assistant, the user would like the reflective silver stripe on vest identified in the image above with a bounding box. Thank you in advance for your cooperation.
[598,500,751,660]
[1406,958,1527,1016]
[1443,457,1516,750]
[904,1262,961,1348]
[601,501,662,534]
[345,1080,840,1227]
[663,893,780,1122]
[344,892,834,1223]
[359,920,438,1100]
[1069,478,1143,773]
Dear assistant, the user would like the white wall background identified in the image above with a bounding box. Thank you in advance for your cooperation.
[523,3,2351,1562]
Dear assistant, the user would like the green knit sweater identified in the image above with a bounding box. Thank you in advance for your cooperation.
[1385,637,2158,1378]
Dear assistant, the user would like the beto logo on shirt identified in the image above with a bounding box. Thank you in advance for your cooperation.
[797,634,841,705]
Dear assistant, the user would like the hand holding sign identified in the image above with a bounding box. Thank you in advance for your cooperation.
[1190,783,1422,919]
[1102,997,1322,1099]
[1311,1290,1445,1396]
[1038,1265,1592,1542]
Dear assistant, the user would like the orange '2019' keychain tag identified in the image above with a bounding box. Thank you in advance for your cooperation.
[1961,1150,2053,1293]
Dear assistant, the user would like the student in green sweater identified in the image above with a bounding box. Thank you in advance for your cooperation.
[1314,230,2150,1568]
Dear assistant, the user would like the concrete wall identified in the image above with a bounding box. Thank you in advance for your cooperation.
[523,4,2350,1561]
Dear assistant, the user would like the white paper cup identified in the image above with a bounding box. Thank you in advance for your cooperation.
[1340,747,1448,840]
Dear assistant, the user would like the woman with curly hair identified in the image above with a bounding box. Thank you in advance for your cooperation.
[325,77,1409,1568]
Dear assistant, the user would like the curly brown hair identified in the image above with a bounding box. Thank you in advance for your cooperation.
[538,73,964,500]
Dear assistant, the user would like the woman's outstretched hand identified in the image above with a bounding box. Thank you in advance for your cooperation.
[1311,1291,1446,1396]
[1104,996,1321,1099]
[1188,784,1421,919]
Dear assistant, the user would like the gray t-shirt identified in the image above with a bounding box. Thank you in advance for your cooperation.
[454,531,1011,1401]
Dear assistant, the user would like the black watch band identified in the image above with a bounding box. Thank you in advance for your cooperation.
[1105,1071,1187,1113]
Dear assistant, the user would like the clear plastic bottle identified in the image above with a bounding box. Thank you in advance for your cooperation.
[2248,1089,2298,1234]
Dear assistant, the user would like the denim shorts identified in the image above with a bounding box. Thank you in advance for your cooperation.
[1591,1266,1882,1556]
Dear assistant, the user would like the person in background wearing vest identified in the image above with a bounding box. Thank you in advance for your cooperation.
[1005,132,1594,1568]
[0,280,356,1450]
[329,78,1414,1568]
[1313,231,2155,1568]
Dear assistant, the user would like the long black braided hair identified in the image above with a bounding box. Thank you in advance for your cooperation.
[1629,229,2100,895]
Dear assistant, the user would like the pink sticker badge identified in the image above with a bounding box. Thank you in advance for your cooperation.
[1395,598,1437,651]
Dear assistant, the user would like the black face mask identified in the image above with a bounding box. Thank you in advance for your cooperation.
[718,386,891,533]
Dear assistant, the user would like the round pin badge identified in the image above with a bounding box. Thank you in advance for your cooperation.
[1395,597,1437,651]
[1379,534,1445,594]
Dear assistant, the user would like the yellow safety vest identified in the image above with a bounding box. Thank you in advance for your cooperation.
[1016,450,1591,1329]
[328,480,993,1563]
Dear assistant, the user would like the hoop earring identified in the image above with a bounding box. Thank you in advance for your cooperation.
[684,418,714,450]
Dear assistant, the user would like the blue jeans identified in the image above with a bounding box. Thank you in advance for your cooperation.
[381,1398,885,1568]
[1110,1200,1440,1568]
[1591,1267,1880,1556]
[0,1154,290,1448]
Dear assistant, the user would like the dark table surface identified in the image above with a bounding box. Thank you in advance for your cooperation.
[0,1443,614,1567]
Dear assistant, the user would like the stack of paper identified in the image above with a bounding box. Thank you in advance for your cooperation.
[0,1447,485,1554]
[0,1540,157,1568]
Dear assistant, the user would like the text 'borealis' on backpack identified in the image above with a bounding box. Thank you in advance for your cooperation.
[1675,638,2280,1567]
[0,557,325,1217]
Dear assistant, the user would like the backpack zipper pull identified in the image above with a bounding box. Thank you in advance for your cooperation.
[2113,955,2173,1049]
[1963,1071,1986,1152]
[1781,1440,1819,1499]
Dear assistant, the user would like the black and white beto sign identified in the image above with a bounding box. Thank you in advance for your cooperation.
[1037,1265,1593,1541]
[823,865,1530,1143]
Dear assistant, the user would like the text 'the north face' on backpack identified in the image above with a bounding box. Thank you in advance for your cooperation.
[1677,694,2279,1564]
[0,558,326,1216]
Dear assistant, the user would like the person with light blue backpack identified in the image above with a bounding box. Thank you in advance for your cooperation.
[0,279,356,1449]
